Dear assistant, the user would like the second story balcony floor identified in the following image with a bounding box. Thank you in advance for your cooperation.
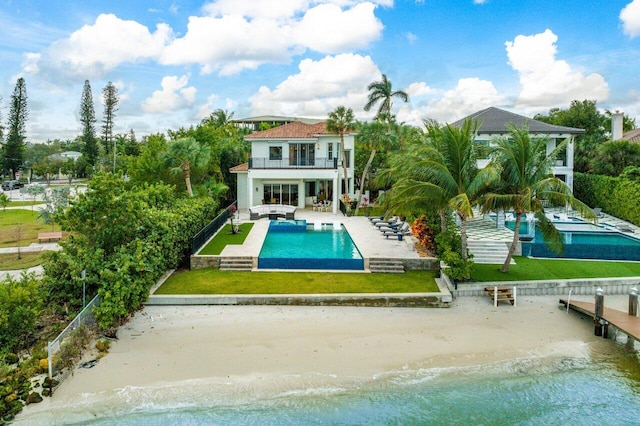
[249,157,339,169]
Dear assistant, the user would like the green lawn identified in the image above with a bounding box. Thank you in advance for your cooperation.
[156,269,439,294]
[472,256,640,282]
[0,252,47,270]
[0,209,61,248]
[199,223,254,255]
[8,200,41,207]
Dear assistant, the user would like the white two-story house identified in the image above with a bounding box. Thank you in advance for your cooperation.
[231,121,356,215]
[452,107,584,190]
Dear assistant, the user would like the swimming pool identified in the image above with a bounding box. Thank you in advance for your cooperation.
[505,219,640,261]
[258,220,364,270]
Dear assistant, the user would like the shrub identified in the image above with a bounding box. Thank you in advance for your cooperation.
[574,172,640,226]
[410,215,435,254]
[435,228,473,282]
[0,274,44,353]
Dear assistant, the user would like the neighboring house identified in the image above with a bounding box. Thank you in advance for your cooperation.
[231,121,356,215]
[621,129,640,143]
[233,115,324,132]
[60,151,83,161]
[451,107,585,190]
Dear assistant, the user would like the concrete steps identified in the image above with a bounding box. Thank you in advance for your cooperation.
[219,256,253,271]
[369,258,405,273]
[467,241,514,264]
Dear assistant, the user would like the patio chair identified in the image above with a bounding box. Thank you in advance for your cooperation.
[383,222,411,239]
[377,221,404,233]
[322,200,332,212]
[375,217,399,228]
[593,207,603,217]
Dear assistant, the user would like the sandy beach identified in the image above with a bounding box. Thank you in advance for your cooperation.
[16,295,634,423]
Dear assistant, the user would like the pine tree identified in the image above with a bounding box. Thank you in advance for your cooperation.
[80,80,99,165]
[101,81,119,156]
[4,78,28,178]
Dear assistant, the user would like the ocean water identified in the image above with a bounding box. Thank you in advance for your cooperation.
[19,346,640,425]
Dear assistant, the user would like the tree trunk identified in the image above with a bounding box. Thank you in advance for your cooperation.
[340,133,349,200]
[459,213,468,261]
[354,148,376,216]
[184,163,193,197]
[501,212,522,272]
[439,209,447,232]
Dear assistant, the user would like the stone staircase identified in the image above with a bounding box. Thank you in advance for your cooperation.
[466,241,514,264]
[219,256,253,271]
[368,258,405,273]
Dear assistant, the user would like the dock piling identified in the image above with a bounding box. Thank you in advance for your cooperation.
[630,287,638,317]
[595,288,604,336]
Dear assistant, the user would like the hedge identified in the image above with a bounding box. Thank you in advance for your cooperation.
[574,172,640,226]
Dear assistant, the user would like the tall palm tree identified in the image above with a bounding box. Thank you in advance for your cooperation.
[354,120,398,215]
[364,74,409,120]
[326,106,357,199]
[163,137,211,197]
[382,119,498,260]
[481,125,596,272]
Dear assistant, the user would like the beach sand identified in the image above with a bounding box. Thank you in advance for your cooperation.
[16,295,631,423]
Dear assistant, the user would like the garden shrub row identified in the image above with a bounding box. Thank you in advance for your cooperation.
[574,172,640,226]
[43,173,218,330]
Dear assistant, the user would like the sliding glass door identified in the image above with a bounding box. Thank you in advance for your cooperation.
[289,143,315,166]
[263,184,298,205]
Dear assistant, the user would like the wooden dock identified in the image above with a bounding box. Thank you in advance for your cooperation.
[559,298,640,341]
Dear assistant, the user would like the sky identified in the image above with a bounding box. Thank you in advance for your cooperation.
[1,0,639,143]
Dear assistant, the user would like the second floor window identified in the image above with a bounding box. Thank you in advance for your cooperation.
[328,143,334,159]
[269,146,282,160]
[342,149,351,167]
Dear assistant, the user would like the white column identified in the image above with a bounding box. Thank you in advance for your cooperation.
[248,176,254,208]
[567,137,575,191]
[298,180,305,208]
[332,177,339,215]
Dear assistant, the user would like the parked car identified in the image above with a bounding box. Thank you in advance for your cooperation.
[1,180,24,190]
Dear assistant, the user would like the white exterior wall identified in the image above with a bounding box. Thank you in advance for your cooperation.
[237,133,355,215]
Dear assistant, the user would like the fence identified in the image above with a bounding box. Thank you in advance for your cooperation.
[47,294,101,387]
[191,201,237,254]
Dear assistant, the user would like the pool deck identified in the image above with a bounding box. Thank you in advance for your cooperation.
[220,209,421,260]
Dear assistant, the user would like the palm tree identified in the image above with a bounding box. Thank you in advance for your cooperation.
[354,120,398,215]
[381,119,498,260]
[163,137,211,197]
[203,109,235,128]
[364,74,409,120]
[480,125,596,272]
[326,106,357,200]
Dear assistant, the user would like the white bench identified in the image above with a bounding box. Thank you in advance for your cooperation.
[249,204,296,220]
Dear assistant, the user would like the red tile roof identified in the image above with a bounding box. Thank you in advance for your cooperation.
[229,162,248,172]
[622,129,640,142]
[245,121,329,139]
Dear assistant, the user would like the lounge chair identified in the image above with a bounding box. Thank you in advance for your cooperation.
[545,213,555,221]
[558,213,570,221]
[616,224,635,233]
[593,207,603,217]
[378,221,404,233]
[383,222,411,239]
[375,217,399,228]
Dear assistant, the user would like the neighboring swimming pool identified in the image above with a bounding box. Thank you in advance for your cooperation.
[505,218,640,261]
[258,220,364,270]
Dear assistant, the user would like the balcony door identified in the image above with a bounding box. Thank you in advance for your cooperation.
[289,143,315,166]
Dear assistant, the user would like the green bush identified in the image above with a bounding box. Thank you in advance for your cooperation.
[434,229,473,281]
[0,275,44,353]
[44,173,218,330]
[574,172,640,226]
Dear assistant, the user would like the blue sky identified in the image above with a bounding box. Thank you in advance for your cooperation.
[1,0,639,142]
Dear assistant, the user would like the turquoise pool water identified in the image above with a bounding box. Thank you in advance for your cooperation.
[506,219,640,260]
[258,220,364,270]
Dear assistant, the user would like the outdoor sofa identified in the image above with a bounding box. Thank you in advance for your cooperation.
[249,204,296,220]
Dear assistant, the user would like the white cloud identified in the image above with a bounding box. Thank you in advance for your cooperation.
[405,82,435,97]
[621,0,640,37]
[293,2,383,53]
[474,0,488,4]
[141,75,197,114]
[405,32,417,43]
[28,14,172,79]
[162,2,383,75]
[506,29,609,108]
[249,53,380,117]
[411,77,505,124]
